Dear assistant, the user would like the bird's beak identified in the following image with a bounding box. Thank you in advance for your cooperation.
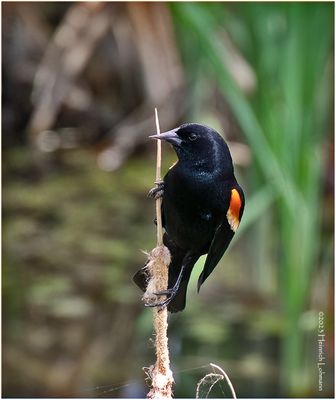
[149,129,182,147]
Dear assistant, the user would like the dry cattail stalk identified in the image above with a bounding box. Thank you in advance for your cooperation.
[142,108,174,399]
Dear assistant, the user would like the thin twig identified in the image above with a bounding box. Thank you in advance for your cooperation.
[145,109,173,399]
[155,108,163,246]
[196,373,223,399]
[210,363,237,399]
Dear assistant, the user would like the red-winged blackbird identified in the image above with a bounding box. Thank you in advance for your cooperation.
[133,123,245,312]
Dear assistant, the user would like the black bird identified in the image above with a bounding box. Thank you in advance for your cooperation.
[133,123,244,312]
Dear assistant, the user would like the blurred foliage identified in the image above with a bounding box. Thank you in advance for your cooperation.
[3,1,334,398]
[170,2,333,395]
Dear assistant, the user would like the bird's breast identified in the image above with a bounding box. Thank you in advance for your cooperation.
[162,168,224,251]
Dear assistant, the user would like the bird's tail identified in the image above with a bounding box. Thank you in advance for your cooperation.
[167,267,193,313]
[132,263,149,292]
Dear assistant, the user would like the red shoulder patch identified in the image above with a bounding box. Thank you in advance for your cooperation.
[226,188,242,232]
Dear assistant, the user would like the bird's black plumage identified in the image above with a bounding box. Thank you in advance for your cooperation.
[133,123,244,312]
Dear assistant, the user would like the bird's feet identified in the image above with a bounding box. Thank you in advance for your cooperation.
[148,180,164,200]
[144,262,185,310]
[144,286,178,310]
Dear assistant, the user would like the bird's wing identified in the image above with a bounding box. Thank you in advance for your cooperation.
[197,221,234,291]
[197,187,244,291]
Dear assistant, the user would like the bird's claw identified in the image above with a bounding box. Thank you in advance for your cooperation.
[153,289,173,296]
[144,287,177,309]
[144,297,171,310]
[148,180,165,200]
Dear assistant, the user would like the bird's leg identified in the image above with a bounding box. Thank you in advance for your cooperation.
[148,180,164,200]
[144,265,185,309]
[154,265,185,297]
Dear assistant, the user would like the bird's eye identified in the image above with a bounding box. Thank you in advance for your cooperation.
[189,133,197,141]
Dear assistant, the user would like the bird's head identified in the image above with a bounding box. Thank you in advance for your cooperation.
[150,123,233,172]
